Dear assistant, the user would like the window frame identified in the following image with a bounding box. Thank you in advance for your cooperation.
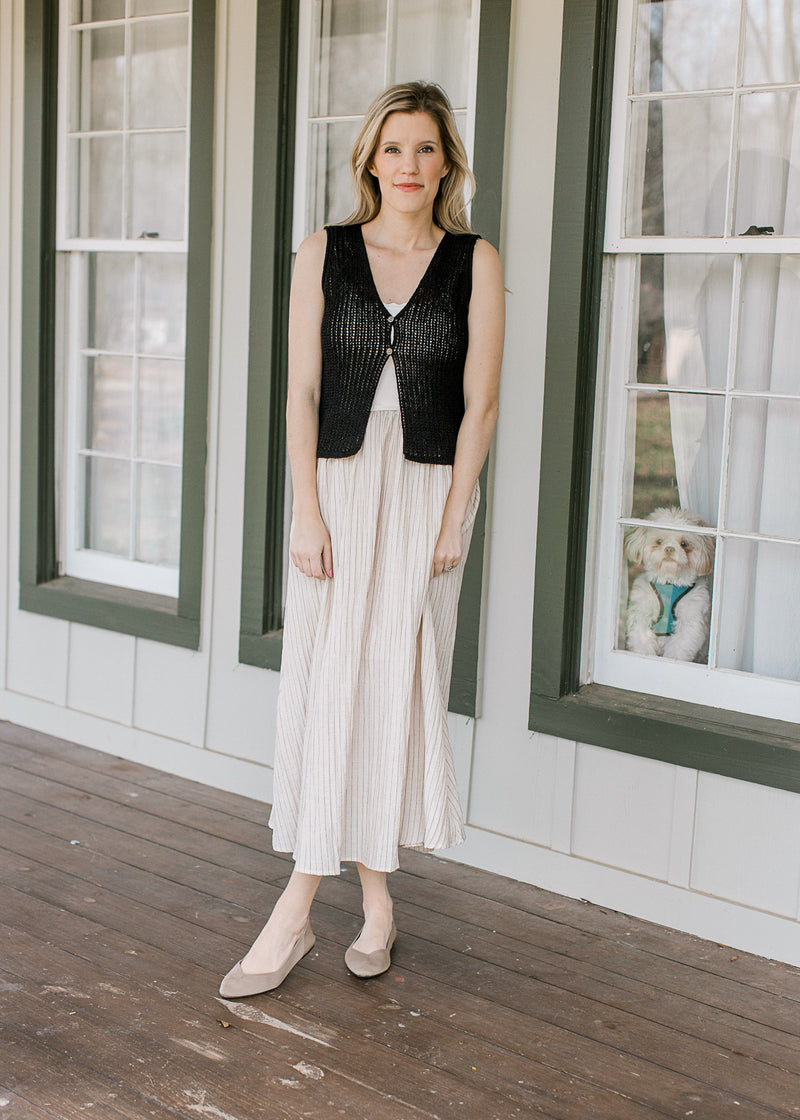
[20,0,215,649]
[238,0,513,719]
[528,0,800,795]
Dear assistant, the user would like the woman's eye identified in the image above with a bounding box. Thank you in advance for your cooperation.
[419,145,434,153]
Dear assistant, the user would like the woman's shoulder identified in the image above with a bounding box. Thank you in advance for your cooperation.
[296,228,329,261]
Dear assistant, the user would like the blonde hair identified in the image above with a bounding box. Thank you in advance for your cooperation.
[342,82,475,233]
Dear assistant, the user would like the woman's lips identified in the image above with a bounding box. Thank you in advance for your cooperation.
[395,183,423,191]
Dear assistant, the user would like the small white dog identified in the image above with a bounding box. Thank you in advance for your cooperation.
[623,507,715,663]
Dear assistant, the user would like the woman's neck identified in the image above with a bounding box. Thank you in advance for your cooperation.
[362,208,443,252]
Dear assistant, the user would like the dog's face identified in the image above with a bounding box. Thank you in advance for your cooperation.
[625,508,715,586]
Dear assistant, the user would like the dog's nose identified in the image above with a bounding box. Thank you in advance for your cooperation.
[664,545,675,554]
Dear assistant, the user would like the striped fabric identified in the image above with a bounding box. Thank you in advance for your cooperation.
[269,409,480,875]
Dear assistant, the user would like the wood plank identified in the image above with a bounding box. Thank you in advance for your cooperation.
[5,779,800,1088]
[0,1088,64,1120]
[4,724,800,1119]
[6,735,800,1043]
[2,846,795,1120]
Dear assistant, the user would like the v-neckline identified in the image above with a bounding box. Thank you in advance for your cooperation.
[357,224,449,314]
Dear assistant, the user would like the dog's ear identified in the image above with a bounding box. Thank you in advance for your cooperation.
[624,526,649,567]
[692,533,716,577]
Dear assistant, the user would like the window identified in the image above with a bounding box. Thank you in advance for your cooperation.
[21,0,214,645]
[591,0,800,723]
[57,2,191,596]
[530,0,800,791]
[239,0,511,719]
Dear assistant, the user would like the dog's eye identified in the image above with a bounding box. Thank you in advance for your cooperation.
[680,539,690,549]
[654,538,662,546]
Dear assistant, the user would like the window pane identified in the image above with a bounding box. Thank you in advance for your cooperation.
[393,0,472,107]
[627,96,731,236]
[736,255,800,394]
[717,539,800,680]
[136,463,181,565]
[618,518,716,663]
[83,455,131,556]
[633,0,739,94]
[312,0,386,117]
[139,254,186,356]
[128,131,186,240]
[86,355,132,454]
[726,398,800,538]
[735,90,800,237]
[71,26,125,131]
[624,390,724,524]
[70,1,125,21]
[131,0,189,14]
[88,253,135,353]
[308,119,360,229]
[636,255,733,388]
[138,359,184,462]
[130,17,189,130]
[73,135,123,239]
[743,0,800,85]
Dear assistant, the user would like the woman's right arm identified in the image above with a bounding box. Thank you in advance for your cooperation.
[286,230,332,580]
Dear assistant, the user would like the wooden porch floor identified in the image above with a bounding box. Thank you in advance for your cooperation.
[2,721,800,1120]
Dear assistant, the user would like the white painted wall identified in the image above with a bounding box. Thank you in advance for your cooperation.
[3,0,800,969]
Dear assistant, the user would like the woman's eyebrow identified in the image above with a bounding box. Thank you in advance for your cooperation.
[381,138,440,146]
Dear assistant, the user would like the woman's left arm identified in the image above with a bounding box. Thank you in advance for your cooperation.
[431,238,505,579]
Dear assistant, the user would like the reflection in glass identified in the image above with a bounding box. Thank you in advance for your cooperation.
[727,398,800,539]
[312,1,386,118]
[140,254,187,356]
[136,463,181,565]
[394,0,472,107]
[131,0,190,14]
[308,120,361,229]
[619,515,715,662]
[71,26,125,132]
[83,455,130,556]
[75,135,123,239]
[636,255,733,387]
[624,390,723,523]
[128,132,187,240]
[744,0,800,85]
[71,1,125,22]
[737,256,800,394]
[88,254,135,353]
[627,96,731,236]
[138,359,184,463]
[633,0,739,94]
[735,90,800,237]
[130,18,189,130]
[86,355,132,454]
[717,538,800,680]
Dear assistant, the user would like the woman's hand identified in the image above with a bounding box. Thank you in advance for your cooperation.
[291,513,333,580]
[430,517,463,579]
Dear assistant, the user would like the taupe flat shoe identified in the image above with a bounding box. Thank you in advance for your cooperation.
[219,920,315,997]
[344,921,397,978]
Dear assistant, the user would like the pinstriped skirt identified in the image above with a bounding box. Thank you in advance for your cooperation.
[268,408,480,876]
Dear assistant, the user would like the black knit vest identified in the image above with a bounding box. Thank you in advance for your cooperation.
[317,223,479,464]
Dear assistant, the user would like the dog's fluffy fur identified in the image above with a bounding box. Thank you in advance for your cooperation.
[623,507,715,662]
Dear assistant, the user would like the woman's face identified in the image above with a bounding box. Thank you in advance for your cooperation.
[368,111,450,216]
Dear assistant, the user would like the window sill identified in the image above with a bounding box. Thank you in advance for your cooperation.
[19,577,200,649]
[529,683,800,794]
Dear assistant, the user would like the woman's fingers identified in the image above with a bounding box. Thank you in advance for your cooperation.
[322,538,333,579]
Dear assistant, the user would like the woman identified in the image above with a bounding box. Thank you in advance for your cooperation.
[220,81,504,997]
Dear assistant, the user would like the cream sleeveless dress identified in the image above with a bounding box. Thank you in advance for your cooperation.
[268,302,480,875]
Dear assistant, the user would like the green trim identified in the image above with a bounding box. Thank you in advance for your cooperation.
[238,0,299,674]
[449,0,513,716]
[238,0,514,714]
[20,0,216,649]
[529,0,800,793]
[532,687,800,796]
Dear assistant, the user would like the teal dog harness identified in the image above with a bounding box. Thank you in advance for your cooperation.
[650,581,694,636]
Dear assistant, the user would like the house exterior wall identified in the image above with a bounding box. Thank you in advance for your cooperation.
[3,0,800,967]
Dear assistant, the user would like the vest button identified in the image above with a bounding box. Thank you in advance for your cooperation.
[386,346,393,355]
[387,315,395,323]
